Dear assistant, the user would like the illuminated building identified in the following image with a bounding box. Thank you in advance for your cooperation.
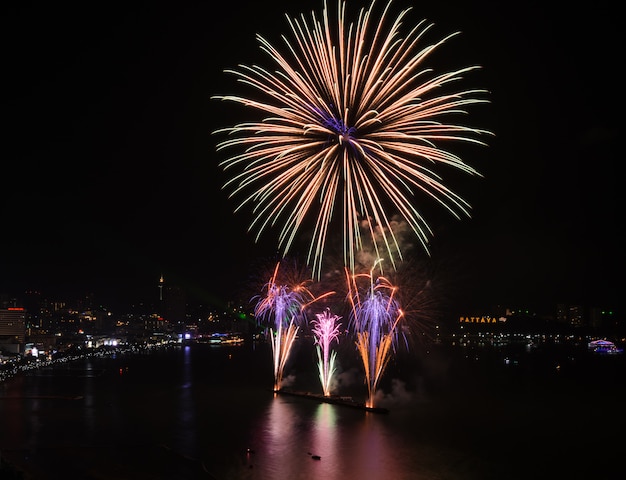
[158,275,186,331]
[568,304,584,328]
[588,339,623,354]
[0,307,26,354]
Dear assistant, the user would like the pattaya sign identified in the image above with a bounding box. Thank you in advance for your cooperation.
[459,316,497,324]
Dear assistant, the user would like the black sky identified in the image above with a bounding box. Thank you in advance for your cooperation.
[1,0,623,313]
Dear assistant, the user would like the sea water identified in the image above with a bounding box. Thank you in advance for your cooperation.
[1,340,624,479]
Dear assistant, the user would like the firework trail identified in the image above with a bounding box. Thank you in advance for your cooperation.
[213,0,491,279]
[311,308,342,396]
[254,262,333,391]
[346,260,404,408]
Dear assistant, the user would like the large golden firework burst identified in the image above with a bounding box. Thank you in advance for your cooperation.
[213,0,491,278]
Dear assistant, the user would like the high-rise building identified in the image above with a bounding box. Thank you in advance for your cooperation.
[589,307,602,331]
[556,303,568,324]
[163,285,186,329]
[0,307,27,353]
[157,274,186,330]
[568,304,584,328]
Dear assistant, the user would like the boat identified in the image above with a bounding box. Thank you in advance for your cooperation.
[275,389,389,414]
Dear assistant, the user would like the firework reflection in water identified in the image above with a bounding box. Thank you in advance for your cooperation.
[254,262,333,391]
[311,308,342,396]
[346,261,405,408]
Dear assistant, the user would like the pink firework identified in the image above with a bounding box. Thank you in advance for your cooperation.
[311,308,342,396]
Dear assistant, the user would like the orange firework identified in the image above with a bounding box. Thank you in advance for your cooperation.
[213,0,491,279]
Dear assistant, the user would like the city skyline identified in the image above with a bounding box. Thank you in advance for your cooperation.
[0,273,619,327]
[2,1,623,314]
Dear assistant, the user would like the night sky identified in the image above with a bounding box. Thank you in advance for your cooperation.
[1,0,623,313]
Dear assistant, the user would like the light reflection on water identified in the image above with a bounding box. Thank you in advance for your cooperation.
[1,342,624,479]
[175,345,196,455]
[236,392,439,480]
[244,395,347,480]
[312,404,339,470]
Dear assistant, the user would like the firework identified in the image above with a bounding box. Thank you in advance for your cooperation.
[254,262,333,390]
[213,0,490,279]
[311,308,342,396]
[346,260,404,407]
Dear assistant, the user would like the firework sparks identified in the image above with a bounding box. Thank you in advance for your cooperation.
[213,0,491,279]
[347,260,404,407]
[254,262,333,391]
[311,308,342,396]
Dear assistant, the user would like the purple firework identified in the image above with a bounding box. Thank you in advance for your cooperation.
[346,262,404,407]
[254,262,334,391]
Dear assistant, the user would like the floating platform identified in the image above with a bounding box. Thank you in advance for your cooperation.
[275,389,389,414]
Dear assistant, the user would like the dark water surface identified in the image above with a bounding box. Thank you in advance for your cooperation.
[1,341,624,479]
